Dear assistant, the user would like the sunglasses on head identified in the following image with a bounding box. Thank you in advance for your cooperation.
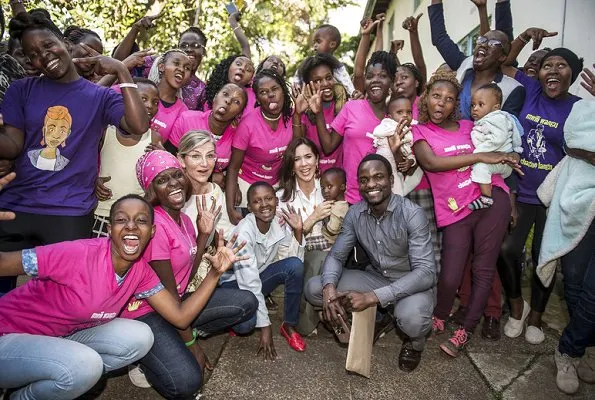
[475,36,503,47]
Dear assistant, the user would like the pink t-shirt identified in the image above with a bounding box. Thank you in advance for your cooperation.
[152,99,188,142]
[232,110,293,185]
[302,103,343,173]
[412,120,509,228]
[330,100,380,203]
[121,206,197,319]
[0,239,162,337]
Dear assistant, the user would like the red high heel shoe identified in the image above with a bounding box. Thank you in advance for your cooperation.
[280,324,306,352]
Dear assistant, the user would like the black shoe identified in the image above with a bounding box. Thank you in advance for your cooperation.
[373,312,395,344]
[481,316,501,341]
[398,340,422,372]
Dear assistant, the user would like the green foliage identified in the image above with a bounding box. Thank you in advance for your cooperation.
[4,0,358,80]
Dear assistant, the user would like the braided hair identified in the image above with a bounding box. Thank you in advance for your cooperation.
[365,51,398,81]
[8,11,63,41]
[417,70,462,124]
[63,25,101,45]
[253,68,292,127]
[205,54,241,109]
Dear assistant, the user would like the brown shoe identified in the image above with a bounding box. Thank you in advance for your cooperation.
[398,340,422,372]
[481,316,501,341]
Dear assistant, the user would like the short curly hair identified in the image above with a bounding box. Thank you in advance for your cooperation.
[417,70,462,124]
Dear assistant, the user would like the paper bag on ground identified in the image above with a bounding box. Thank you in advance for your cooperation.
[345,305,377,378]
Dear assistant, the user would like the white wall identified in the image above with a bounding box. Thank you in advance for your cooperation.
[378,0,594,97]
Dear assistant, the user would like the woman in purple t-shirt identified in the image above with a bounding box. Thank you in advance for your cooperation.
[0,194,246,399]
[0,12,149,293]
[412,71,519,358]
[500,48,583,345]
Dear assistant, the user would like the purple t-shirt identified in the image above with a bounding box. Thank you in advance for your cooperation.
[514,70,581,205]
[0,77,124,216]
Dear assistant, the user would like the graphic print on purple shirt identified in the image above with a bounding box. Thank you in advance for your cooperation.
[514,70,581,205]
[0,77,124,216]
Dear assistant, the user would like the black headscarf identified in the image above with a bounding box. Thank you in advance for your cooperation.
[540,48,584,84]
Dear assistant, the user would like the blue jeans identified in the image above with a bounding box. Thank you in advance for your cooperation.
[222,256,304,326]
[0,318,154,400]
[137,288,257,400]
[559,220,595,357]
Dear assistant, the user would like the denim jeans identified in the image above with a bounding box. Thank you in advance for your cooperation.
[558,220,595,358]
[222,256,304,326]
[0,318,154,400]
[136,288,257,400]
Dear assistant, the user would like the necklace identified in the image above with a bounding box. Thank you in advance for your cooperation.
[161,207,197,260]
[261,110,281,122]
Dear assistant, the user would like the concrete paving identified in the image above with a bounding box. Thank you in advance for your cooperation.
[85,287,595,400]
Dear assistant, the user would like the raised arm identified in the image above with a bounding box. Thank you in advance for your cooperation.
[112,14,161,61]
[502,27,558,75]
[353,17,379,93]
[228,12,251,59]
[402,13,427,83]
[495,0,514,42]
[471,0,490,36]
[428,0,466,70]
[306,84,343,155]
[374,13,386,52]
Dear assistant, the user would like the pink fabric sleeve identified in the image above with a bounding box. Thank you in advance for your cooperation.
[329,103,349,137]
[35,242,83,284]
[411,124,428,145]
[232,121,251,150]
[134,262,163,295]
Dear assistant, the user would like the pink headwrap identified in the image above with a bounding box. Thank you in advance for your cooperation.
[136,150,183,190]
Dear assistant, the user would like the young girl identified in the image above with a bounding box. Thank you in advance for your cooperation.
[225,69,301,225]
[93,78,162,237]
[296,53,346,173]
[147,49,192,144]
[113,17,208,111]
[0,194,245,399]
[411,71,519,357]
[205,55,256,113]
[122,151,256,397]
[313,51,397,204]
[0,12,149,293]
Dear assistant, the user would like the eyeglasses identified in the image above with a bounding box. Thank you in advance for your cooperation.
[179,42,206,52]
[475,36,503,47]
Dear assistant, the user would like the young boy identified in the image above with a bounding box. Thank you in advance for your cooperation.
[372,96,422,195]
[220,182,307,358]
[309,24,355,96]
[92,78,162,237]
[320,168,349,244]
[469,83,523,210]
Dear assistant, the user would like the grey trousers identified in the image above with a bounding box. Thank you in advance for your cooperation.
[296,250,329,335]
[305,269,434,351]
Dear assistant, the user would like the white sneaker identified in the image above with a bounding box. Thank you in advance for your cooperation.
[525,325,545,344]
[128,365,152,388]
[578,347,595,383]
[555,349,580,394]
[504,300,530,338]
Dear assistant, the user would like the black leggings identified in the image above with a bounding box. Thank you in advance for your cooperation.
[497,201,554,313]
[0,211,94,292]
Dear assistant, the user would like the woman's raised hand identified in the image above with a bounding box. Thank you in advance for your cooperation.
[304,82,322,114]
[402,13,423,33]
[73,44,127,76]
[281,205,303,233]
[580,64,595,97]
[196,194,221,237]
[291,83,309,114]
[133,12,163,32]
[123,49,156,70]
[360,17,380,36]
[204,231,248,274]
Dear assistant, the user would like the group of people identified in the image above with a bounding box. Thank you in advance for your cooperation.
[0,0,593,398]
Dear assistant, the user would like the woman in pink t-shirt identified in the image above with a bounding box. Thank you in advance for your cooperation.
[0,194,245,399]
[312,51,397,204]
[295,53,347,173]
[123,150,256,397]
[225,69,303,225]
[411,71,520,358]
[168,83,247,182]
[147,49,192,143]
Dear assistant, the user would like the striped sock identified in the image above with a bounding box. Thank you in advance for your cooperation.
[468,195,494,210]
